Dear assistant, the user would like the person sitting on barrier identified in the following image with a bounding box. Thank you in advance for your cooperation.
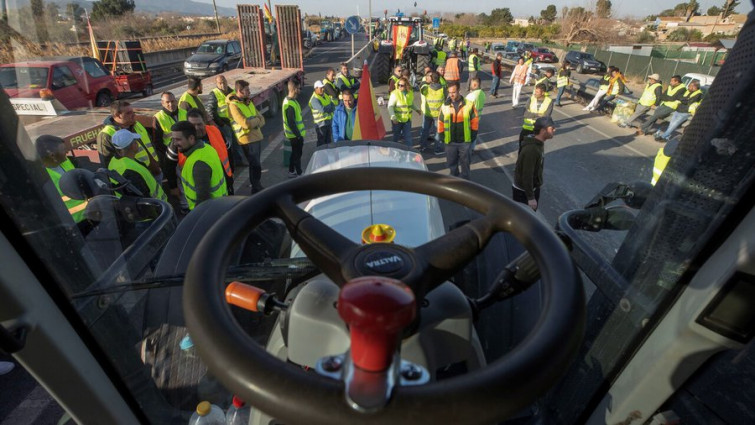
[584,66,615,111]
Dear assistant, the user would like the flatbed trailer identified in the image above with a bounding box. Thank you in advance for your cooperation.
[23,66,304,161]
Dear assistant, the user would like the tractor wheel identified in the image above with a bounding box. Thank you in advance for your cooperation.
[373,53,391,84]
[416,54,431,76]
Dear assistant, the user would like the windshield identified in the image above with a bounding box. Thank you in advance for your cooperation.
[0,66,49,89]
[1,3,754,425]
[196,43,225,54]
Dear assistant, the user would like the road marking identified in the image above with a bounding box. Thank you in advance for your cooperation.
[552,108,646,157]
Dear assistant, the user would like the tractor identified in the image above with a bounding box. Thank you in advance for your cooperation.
[373,16,433,85]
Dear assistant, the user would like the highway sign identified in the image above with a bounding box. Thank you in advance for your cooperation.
[432,17,440,29]
[345,16,361,35]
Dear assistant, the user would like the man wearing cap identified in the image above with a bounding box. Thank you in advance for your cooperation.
[619,74,662,128]
[108,129,167,202]
[98,100,160,176]
[171,121,227,210]
[513,117,556,211]
[309,80,335,146]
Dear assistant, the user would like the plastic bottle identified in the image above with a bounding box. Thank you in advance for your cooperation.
[189,401,225,425]
[225,396,252,425]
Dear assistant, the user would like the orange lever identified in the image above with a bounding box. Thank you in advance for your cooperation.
[225,281,265,312]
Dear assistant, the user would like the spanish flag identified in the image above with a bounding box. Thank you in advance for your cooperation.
[263,4,274,23]
[353,61,386,140]
[87,16,100,61]
[392,25,412,60]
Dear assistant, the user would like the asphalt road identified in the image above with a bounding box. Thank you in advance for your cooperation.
[1,33,668,424]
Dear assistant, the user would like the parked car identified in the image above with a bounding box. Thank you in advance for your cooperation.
[529,47,558,63]
[564,50,607,74]
[0,56,118,110]
[183,39,243,77]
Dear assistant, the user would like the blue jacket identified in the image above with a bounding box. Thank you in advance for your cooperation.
[332,100,358,142]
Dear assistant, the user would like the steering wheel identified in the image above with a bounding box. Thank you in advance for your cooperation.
[184,167,584,425]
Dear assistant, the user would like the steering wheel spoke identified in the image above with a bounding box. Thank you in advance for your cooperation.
[412,215,497,291]
[275,195,359,285]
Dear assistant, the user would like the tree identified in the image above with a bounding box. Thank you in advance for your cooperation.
[685,0,699,21]
[636,29,655,43]
[91,0,136,21]
[540,5,557,23]
[66,3,84,22]
[488,8,513,25]
[707,6,721,16]
[721,0,740,19]
[666,27,702,41]
[30,0,49,42]
[596,0,612,19]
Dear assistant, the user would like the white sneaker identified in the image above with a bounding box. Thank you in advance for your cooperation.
[582,106,590,111]
[288,172,298,178]
[0,361,15,375]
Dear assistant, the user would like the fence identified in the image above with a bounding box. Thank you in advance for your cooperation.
[587,46,721,82]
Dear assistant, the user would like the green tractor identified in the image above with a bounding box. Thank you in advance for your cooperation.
[373,16,433,85]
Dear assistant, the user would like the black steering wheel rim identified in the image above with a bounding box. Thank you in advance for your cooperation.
[184,168,585,425]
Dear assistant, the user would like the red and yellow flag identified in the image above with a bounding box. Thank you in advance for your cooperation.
[263,4,274,23]
[353,61,386,140]
[392,25,412,60]
[87,16,100,61]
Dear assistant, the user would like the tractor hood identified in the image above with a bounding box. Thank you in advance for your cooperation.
[291,141,445,257]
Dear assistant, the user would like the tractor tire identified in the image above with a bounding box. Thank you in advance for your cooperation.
[416,54,431,76]
[373,53,391,84]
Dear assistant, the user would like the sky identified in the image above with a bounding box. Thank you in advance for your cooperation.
[209,0,753,20]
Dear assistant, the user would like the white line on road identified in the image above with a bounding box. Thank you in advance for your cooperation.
[552,107,647,157]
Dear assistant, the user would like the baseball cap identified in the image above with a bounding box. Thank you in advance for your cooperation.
[648,73,661,81]
[112,129,141,149]
[534,117,557,132]
[314,80,325,89]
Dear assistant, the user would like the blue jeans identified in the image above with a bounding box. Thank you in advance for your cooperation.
[490,76,500,96]
[555,86,566,105]
[418,116,437,149]
[659,112,691,140]
[392,120,412,147]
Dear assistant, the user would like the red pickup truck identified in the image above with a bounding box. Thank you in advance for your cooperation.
[0,56,118,110]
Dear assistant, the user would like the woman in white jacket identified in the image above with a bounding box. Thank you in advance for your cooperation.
[509,57,531,108]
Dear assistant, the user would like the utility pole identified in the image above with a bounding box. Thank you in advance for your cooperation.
[211,0,220,33]
[368,0,372,40]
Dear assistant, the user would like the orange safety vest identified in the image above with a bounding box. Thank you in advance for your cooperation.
[178,125,232,177]
[445,57,461,81]
[512,64,528,85]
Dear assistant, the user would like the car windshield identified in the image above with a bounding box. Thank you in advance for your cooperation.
[2,4,754,425]
[0,66,49,89]
[196,43,225,54]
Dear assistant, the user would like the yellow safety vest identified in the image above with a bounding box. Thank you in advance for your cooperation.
[46,158,87,222]
[523,96,553,131]
[178,92,201,121]
[211,88,232,119]
[308,92,333,124]
[282,97,306,139]
[180,143,228,210]
[599,74,610,91]
[229,100,259,140]
[661,84,686,110]
[468,54,479,71]
[638,83,662,107]
[153,110,177,147]
[390,89,414,123]
[536,76,549,88]
[651,147,671,186]
[421,85,445,118]
[440,100,474,144]
[465,90,485,115]
[102,122,156,166]
[323,78,339,104]
[108,156,167,201]
[337,74,358,99]
[683,89,703,115]
[557,71,570,88]
[434,50,447,66]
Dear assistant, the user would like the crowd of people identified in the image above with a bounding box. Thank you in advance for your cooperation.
[38,39,706,226]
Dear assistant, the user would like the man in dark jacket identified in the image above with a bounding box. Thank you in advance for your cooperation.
[490,53,503,98]
[513,117,556,211]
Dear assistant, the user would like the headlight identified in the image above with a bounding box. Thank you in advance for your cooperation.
[209,62,221,68]
[184,61,191,68]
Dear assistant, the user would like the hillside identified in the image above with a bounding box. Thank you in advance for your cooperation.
[12,0,237,17]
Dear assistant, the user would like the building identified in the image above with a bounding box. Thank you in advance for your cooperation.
[654,14,746,40]
[607,44,654,56]
[513,18,530,27]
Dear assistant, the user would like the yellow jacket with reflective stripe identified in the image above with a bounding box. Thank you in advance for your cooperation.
[178,91,200,121]
[308,92,333,124]
[211,88,231,119]
[282,97,306,138]
[108,156,167,201]
[638,82,662,107]
[523,96,553,131]
[180,143,228,210]
[153,110,176,147]
[46,158,87,222]
[388,89,415,123]
[101,122,156,166]
[652,146,671,186]
[661,84,686,110]
[420,84,444,118]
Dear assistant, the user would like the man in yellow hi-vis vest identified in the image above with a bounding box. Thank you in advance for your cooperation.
[283,80,307,177]
[36,135,88,224]
[171,121,227,210]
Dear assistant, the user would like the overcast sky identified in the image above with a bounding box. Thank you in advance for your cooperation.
[208,0,752,20]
